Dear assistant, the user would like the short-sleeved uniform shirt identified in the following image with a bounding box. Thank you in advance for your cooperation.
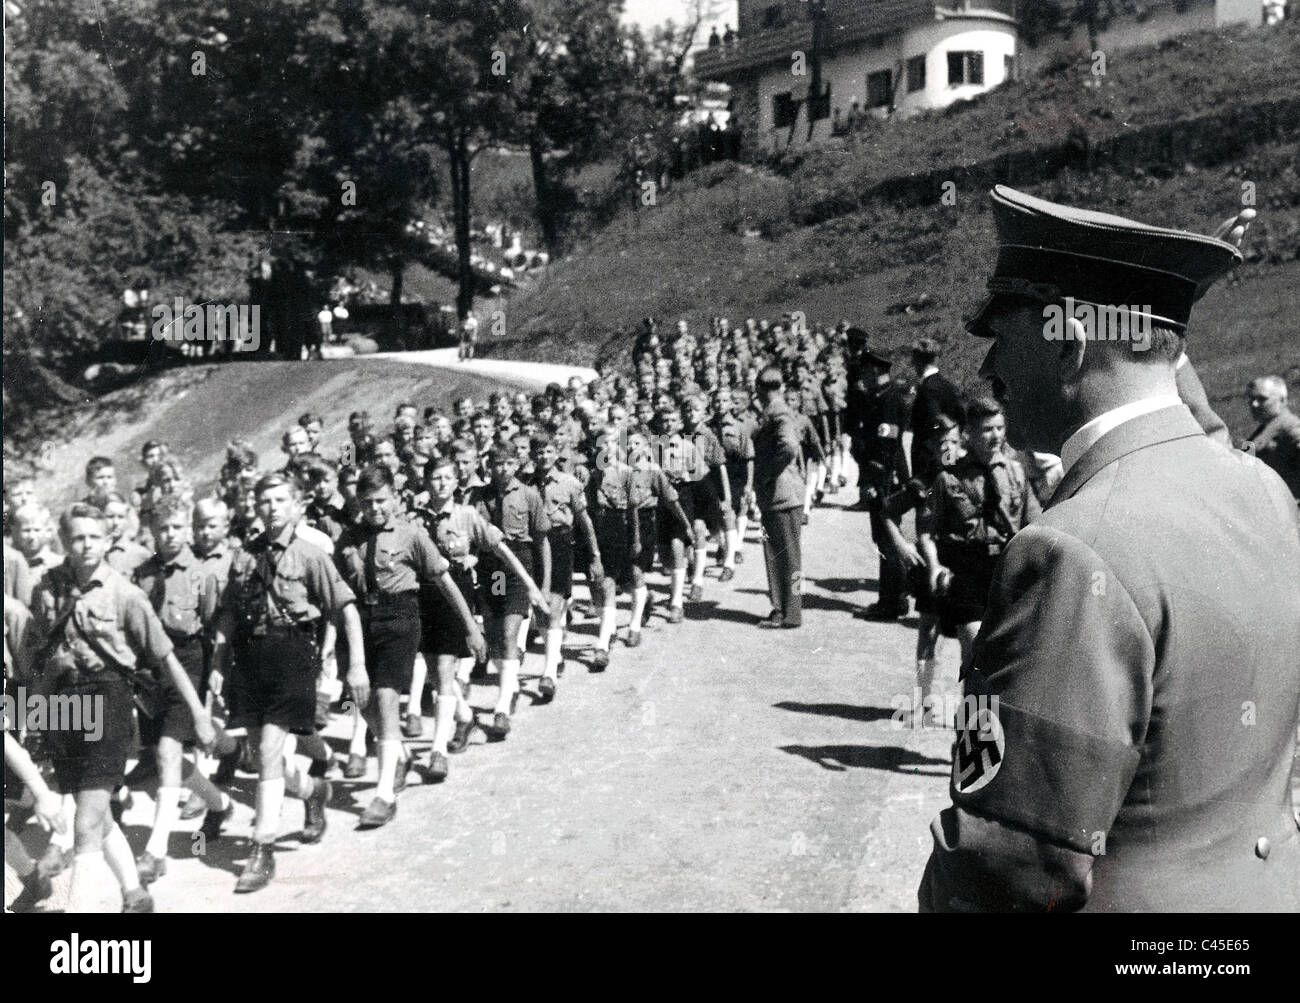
[586,464,635,512]
[133,546,221,639]
[686,426,727,483]
[105,537,153,579]
[659,435,707,485]
[712,415,755,486]
[5,542,33,608]
[194,540,238,594]
[222,521,356,635]
[921,453,1038,566]
[27,562,174,677]
[534,468,587,532]
[475,480,550,542]
[629,463,679,509]
[4,593,32,680]
[418,501,503,568]
[335,519,449,600]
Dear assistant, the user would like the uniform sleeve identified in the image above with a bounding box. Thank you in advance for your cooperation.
[470,510,505,551]
[5,548,33,607]
[919,524,1154,911]
[701,430,726,467]
[741,431,755,461]
[302,547,357,616]
[121,586,176,664]
[412,526,450,580]
[529,487,551,537]
[569,477,587,515]
[653,468,678,506]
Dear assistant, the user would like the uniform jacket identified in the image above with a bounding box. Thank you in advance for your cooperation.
[1245,407,1300,500]
[753,397,805,513]
[920,405,1300,912]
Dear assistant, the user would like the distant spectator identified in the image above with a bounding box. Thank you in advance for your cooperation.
[1244,374,1300,500]
[707,27,721,48]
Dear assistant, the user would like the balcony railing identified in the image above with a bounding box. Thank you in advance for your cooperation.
[695,0,1017,79]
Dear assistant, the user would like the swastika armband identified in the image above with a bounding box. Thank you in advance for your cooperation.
[951,672,1141,854]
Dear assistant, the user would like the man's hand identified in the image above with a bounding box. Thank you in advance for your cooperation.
[207,668,224,699]
[589,559,605,584]
[193,710,217,751]
[929,565,951,596]
[347,667,371,711]
[899,542,926,570]
[529,588,549,616]
[33,789,68,834]
[466,630,488,665]
[1213,207,1256,248]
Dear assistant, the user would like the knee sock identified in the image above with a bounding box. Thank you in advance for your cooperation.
[376,740,403,802]
[722,529,737,568]
[516,614,531,656]
[349,711,368,758]
[144,786,182,859]
[543,627,563,681]
[254,778,285,844]
[691,544,707,587]
[408,653,428,714]
[597,602,617,650]
[630,586,648,632]
[670,568,686,608]
[736,513,748,546]
[494,658,520,715]
[432,691,456,754]
[68,850,119,913]
[103,823,142,894]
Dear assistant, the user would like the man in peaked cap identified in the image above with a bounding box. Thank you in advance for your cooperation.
[919,186,1300,912]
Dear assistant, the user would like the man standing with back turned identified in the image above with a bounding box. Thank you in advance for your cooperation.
[753,367,805,629]
[919,186,1300,912]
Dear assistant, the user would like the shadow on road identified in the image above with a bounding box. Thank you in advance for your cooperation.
[779,744,949,776]
[773,701,897,724]
[810,576,879,593]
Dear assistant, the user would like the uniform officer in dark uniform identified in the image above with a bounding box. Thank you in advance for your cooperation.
[919,185,1300,912]
[908,337,966,488]
[850,348,913,619]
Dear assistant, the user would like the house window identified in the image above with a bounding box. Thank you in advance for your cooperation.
[762,4,785,29]
[772,90,797,128]
[907,55,926,93]
[866,69,893,109]
[810,84,831,121]
[947,50,984,86]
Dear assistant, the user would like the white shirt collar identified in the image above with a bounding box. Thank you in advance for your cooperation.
[1059,395,1183,476]
[921,365,939,380]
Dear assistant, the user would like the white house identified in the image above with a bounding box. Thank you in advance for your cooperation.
[693,0,1269,151]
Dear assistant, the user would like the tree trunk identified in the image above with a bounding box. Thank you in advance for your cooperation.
[529,129,558,251]
[449,128,475,321]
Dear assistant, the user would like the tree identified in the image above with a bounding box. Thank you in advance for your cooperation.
[512,0,635,249]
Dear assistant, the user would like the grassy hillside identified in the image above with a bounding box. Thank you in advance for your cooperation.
[485,21,1300,440]
[8,360,524,510]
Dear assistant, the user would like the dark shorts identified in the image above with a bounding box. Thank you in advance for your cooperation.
[936,558,996,637]
[725,466,748,516]
[139,634,206,747]
[480,542,533,620]
[420,566,477,657]
[360,592,422,692]
[228,628,320,736]
[906,565,940,618]
[658,492,692,553]
[635,507,660,573]
[48,671,136,793]
[547,528,574,599]
[687,476,725,535]
[592,508,633,589]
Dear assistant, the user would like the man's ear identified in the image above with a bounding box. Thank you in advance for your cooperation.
[1058,317,1088,383]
